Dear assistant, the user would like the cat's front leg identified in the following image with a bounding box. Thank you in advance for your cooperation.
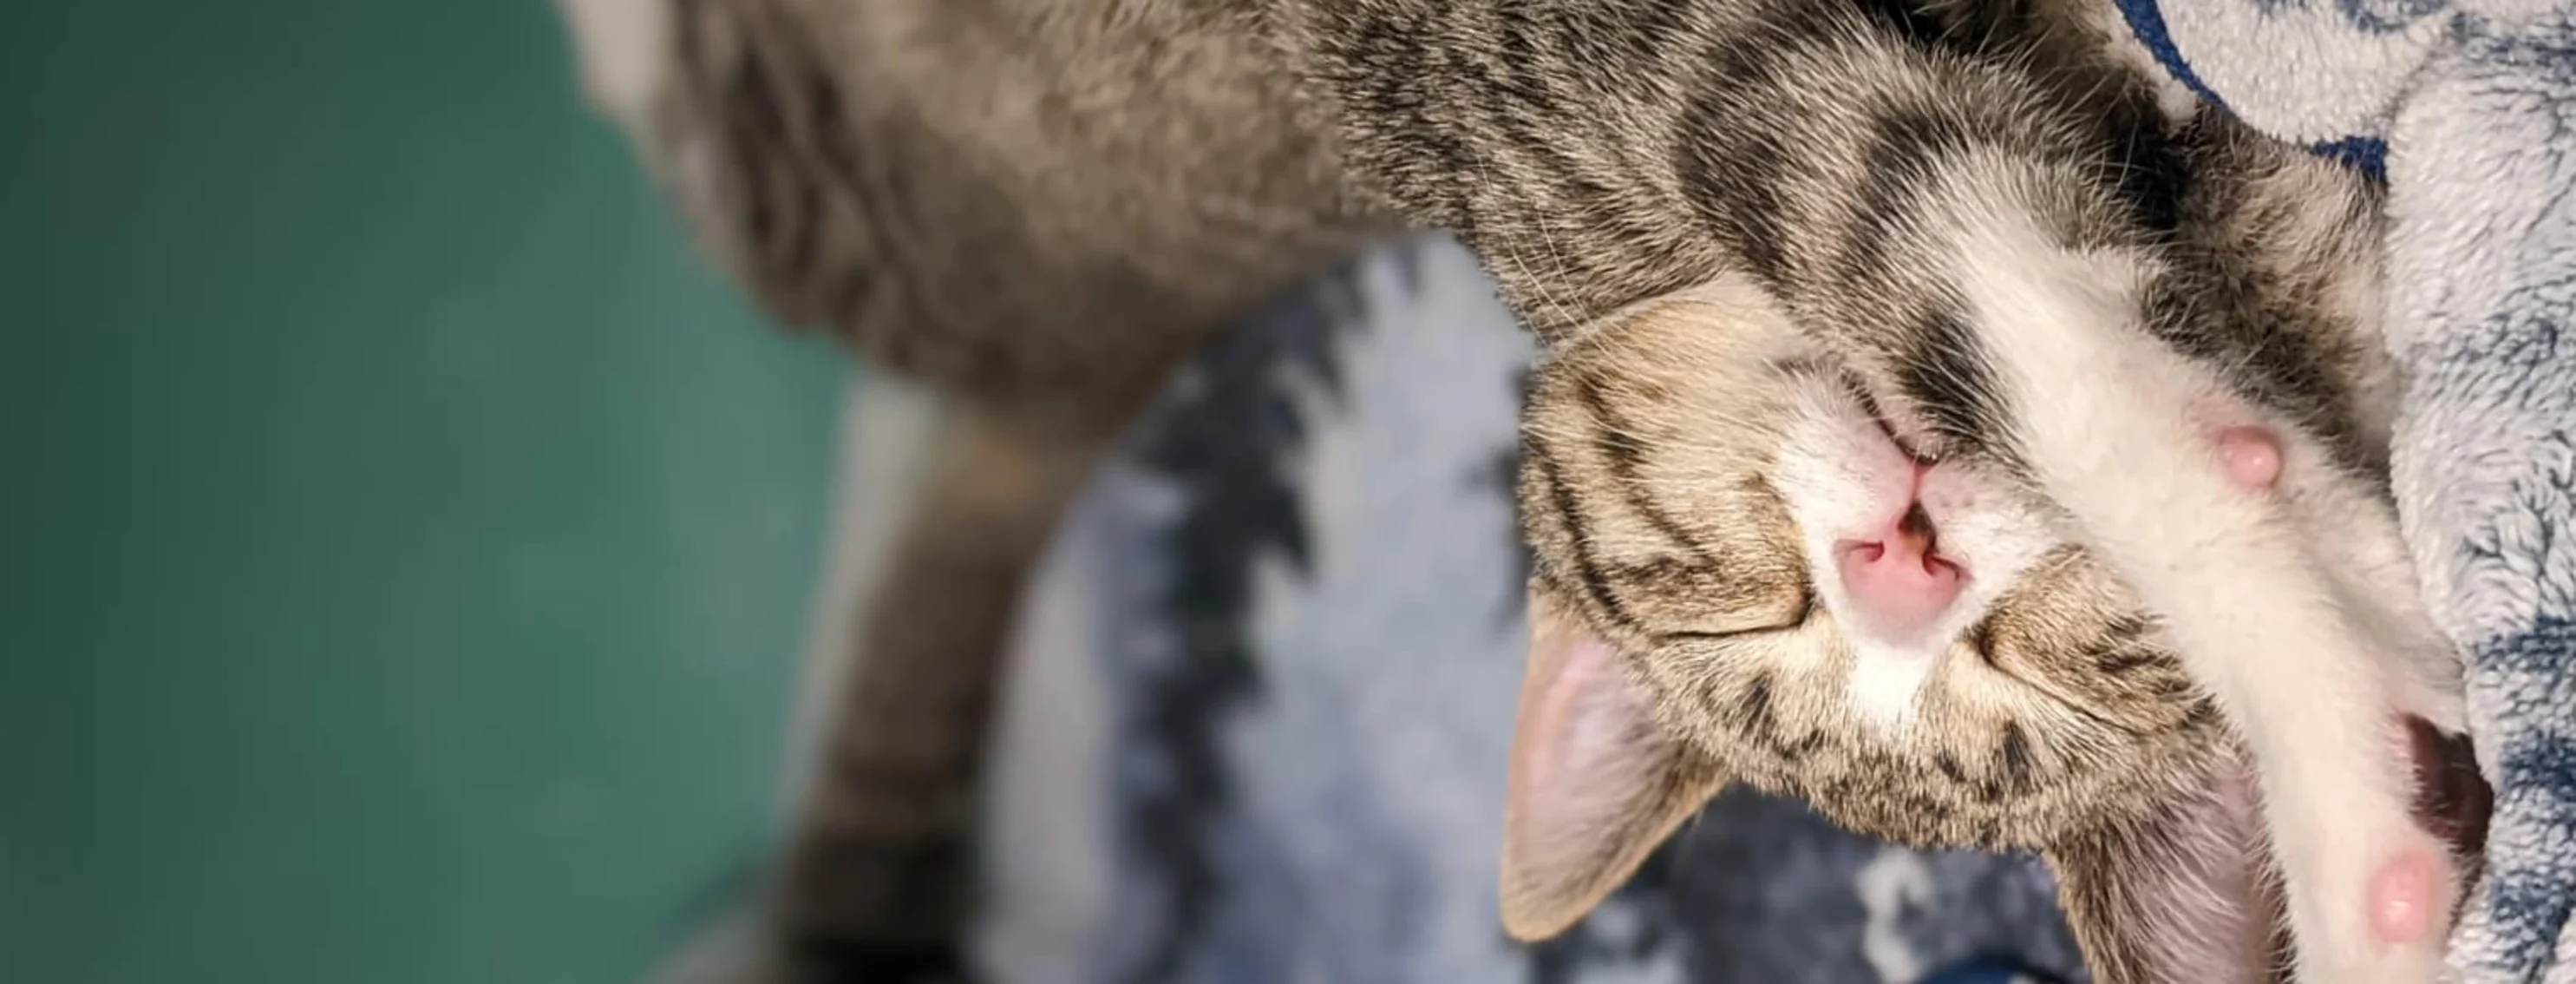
[2200,424,2490,970]
[1937,207,2464,983]
[2076,417,2455,983]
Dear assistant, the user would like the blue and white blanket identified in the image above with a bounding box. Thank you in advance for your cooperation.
[2112,1,2576,979]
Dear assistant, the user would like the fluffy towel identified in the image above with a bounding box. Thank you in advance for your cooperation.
[2111,0,2576,979]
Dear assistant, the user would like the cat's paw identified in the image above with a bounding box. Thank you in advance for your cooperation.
[2279,720,2490,984]
[2282,830,2457,983]
[2211,425,2284,491]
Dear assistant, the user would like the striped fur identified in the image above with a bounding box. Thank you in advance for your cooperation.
[564,0,1389,979]
[558,0,2457,981]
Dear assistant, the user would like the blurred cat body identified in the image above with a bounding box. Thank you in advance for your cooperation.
[554,0,2473,981]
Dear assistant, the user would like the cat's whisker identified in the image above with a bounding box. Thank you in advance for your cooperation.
[1474,154,1589,333]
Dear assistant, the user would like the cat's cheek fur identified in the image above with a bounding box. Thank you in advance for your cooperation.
[1499,587,1723,941]
[1931,169,2456,983]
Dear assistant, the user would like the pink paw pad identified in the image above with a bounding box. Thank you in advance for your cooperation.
[2215,425,2283,491]
[2369,849,2442,946]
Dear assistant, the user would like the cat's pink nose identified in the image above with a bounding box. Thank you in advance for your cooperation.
[1836,508,1963,641]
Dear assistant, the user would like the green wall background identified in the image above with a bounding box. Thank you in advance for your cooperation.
[2,2,845,981]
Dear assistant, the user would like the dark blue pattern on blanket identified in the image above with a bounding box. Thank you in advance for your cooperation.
[2332,0,2452,35]
[1108,240,1391,984]
[1536,792,2085,984]
[2108,0,2392,181]
[988,237,2086,984]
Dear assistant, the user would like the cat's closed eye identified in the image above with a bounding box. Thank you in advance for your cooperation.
[1658,585,1813,642]
[1519,271,2213,837]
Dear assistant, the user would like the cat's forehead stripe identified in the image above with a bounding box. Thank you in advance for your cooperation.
[1529,450,1643,636]
[1572,371,1725,567]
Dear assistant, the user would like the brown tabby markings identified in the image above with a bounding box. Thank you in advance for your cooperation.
[1520,287,2218,852]
[575,0,2394,980]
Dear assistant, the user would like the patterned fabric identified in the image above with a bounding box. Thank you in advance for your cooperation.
[2106,2,2576,979]
[974,237,2085,984]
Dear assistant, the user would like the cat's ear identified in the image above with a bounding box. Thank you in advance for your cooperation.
[2043,751,2287,984]
[1500,587,1725,941]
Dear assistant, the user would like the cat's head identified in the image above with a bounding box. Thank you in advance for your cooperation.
[1502,271,2229,939]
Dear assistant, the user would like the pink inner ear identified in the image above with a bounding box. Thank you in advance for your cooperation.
[1512,607,1625,807]
[2051,749,2289,984]
[1500,590,1710,940]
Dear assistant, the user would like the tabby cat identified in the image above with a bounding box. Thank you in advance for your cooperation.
[553,0,2486,981]
[1500,113,2491,984]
